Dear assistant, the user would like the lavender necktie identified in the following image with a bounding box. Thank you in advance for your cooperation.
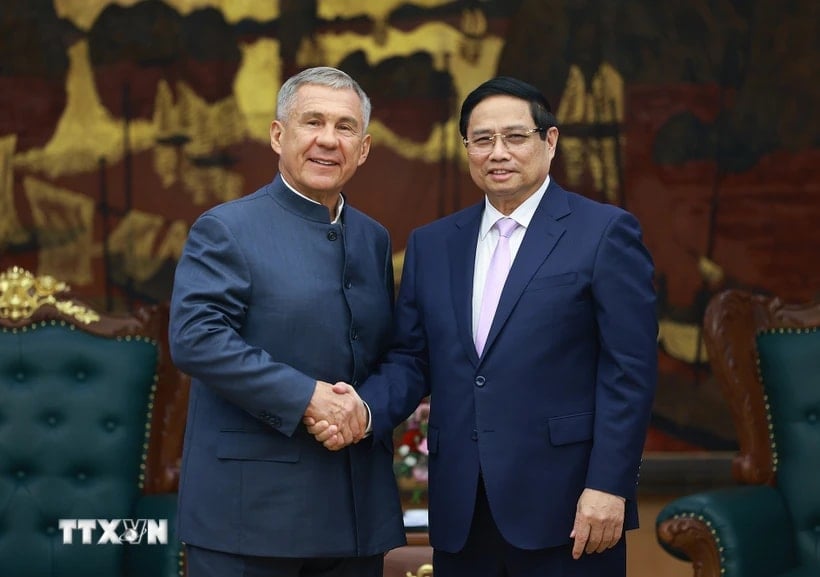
[475,217,519,356]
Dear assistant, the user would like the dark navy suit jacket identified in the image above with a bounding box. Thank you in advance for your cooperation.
[359,180,658,553]
[169,176,405,557]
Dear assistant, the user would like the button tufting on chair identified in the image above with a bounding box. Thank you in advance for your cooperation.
[0,266,191,576]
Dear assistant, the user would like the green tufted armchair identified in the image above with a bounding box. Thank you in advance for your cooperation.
[0,267,190,577]
[656,289,820,577]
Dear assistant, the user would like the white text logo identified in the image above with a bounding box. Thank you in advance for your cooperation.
[58,519,168,545]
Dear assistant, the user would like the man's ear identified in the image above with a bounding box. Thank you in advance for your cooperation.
[270,120,283,154]
[357,133,372,166]
[546,126,559,150]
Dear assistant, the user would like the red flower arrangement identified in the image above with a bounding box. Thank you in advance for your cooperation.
[394,398,430,502]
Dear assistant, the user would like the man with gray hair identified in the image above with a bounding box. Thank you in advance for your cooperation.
[169,66,405,577]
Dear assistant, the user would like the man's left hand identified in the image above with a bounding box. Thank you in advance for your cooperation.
[569,488,625,559]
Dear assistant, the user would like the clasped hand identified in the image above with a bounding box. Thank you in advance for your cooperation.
[303,381,363,450]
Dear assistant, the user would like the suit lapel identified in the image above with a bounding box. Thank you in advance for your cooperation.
[448,204,483,367]
[480,183,571,360]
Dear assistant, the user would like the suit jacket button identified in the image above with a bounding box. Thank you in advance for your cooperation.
[474,376,485,387]
[471,429,478,441]
[327,230,338,241]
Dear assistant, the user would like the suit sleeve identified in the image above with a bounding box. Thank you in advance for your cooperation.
[359,230,431,443]
[168,214,315,436]
[585,211,658,501]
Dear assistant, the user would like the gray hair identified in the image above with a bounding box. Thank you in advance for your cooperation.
[276,66,372,130]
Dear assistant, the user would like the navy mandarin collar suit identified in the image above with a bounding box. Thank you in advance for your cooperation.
[169,175,405,559]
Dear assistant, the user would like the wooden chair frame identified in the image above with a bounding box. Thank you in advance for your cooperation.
[656,289,820,577]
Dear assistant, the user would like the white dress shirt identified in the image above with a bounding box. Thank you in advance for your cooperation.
[472,176,551,340]
[281,175,345,223]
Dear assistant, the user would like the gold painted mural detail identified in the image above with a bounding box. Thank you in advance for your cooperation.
[15,40,249,201]
[318,0,451,45]
[459,8,488,64]
[0,266,100,324]
[235,39,282,142]
[658,319,708,364]
[181,164,244,205]
[54,0,279,30]
[107,211,187,282]
[7,1,505,299]
[178,83,247,156]
[557,62,624,203]
[157,220,189,264]
[0,135,29,250]
[153,80,247,205]
[318,0,452,20]
[319,20,503,164]
[24,177,96,286]
[14,41,155,178]
[698,256,725,285]
[13,20,502,189]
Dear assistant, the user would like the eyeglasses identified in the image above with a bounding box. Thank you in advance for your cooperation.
[463,127,544,155]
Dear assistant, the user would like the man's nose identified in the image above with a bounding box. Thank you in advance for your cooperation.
[315,125,338,146]
[488,135,510,157]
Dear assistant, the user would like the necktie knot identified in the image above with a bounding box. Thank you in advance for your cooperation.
[495,217,518,238]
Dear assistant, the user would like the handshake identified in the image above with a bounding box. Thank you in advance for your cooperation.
[302,380,368,450]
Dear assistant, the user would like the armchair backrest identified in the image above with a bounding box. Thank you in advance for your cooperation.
[0,266,188,576]
[703,289,820,569]
[755,327,820,570]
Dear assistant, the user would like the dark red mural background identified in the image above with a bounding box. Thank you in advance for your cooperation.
[1,0,818,454]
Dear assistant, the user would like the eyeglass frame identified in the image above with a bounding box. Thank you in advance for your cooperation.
[462,127,546,155]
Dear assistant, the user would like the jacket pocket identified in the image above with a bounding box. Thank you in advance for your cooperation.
[525,272,578,292]
[216,430,300,462]
[547,412,594,446]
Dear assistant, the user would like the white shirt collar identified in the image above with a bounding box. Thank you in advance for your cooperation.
[478,175,550,240]
[280,174,345,223]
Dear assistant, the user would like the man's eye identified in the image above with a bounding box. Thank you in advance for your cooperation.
[306,119,321,127]
[504,133,527,144]
[474,136,494,146]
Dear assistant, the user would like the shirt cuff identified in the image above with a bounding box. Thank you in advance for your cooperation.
[363,400,373,435]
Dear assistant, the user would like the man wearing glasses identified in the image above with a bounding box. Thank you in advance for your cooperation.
[312,76,657,577]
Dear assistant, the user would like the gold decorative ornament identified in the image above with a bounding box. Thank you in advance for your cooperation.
[0,266,100,324]
[406,565,433,577]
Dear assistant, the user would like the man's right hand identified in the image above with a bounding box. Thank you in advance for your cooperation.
[303,381,366,447]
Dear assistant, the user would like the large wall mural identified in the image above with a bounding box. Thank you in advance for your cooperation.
[1,0,818,454]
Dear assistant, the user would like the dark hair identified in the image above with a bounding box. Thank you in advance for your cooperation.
[459,76,556,140]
